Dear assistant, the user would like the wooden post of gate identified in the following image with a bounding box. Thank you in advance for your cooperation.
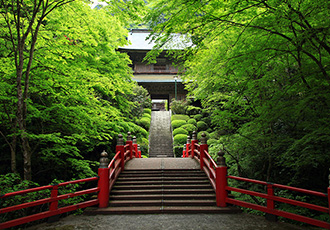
[126,132,133,159]
[98,150,109,208]
[216,150,227,207]
[191,131,197,159]
[133,136,138,158]
[116,134,125,171]
[200,133,208,170]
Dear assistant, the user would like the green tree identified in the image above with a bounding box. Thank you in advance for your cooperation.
[0,0,145,181]
[146,0,330,189]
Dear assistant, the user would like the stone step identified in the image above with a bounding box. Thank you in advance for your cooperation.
[113,184,213,190]
[110,194,216,201]
[85,206,241,214]
[109,199,216,207]
[115,180,210,186]
[110,188,215,195]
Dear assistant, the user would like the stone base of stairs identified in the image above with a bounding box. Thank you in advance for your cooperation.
[84,206,241,215]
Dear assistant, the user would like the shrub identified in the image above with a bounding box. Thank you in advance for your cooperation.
[171,120,187,129]
[180,124,197,133]
[173,146,183,157]
[142,113,151,119]
[173,127,189,136]
[187,118,197,126]
[173,134,188,146]
[171,114,190,121]
[193,114,203,121]
[197,121,208,131]
[197,131,210,141]
[202,117,212,125]
[170,99,189,114]
[186,106,202,115]
[137,117,151,130]
[143,108,152,115]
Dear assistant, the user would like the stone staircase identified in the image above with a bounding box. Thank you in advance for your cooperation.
[85,158,239,214]
[148,111,174,157]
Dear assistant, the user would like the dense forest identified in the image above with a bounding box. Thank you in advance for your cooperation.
[1,0,330,226]
[147,0,330,190]
[0,0,150,188]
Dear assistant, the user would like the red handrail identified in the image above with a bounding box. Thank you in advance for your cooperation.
[183,131,330,229]
[0,132,141,229]
[0,177,99,229]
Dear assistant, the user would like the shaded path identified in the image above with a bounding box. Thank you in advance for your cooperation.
[26,213,313,230]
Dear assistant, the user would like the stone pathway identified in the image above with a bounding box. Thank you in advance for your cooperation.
[149,111,174,157]
[26,213,316,230]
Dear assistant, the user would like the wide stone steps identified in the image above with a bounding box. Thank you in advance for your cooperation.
[85,168,240,214]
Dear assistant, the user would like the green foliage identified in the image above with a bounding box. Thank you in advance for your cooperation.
[137,117,151,130]
[187,118,197,126]
[143,108,152,115]
[170,99,189,114]
[197,121,208,131]
[173,146,183,157]
[142,113,151,119]
[173,127,189,136]
[173,134,188,146]
[128,85,152,119]
[171,120,187,129]
[193,114,203,121]
[180,124,197,134]
[171,114,190,121]
[186,106,201,116]
[197,131,210,141]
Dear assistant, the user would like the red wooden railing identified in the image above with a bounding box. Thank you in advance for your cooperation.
[0,132,140,229]
[184,131,330,229]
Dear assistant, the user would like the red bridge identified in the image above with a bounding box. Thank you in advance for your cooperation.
[1,132,330,229]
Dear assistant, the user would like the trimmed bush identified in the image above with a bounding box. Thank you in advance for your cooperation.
[193,114,203,121]
[173,134,188,146]
[202,117,211,125]
[180,124,197,133]
[171,120,187,129]
[171,114,190,121]
[142,113,151,119]
[137,117,151,130]
[197,121,208,131]
[174,146,183,157]
[143,108,152,115]
[186,106,202,116]
[187,118,197,126]
[197,131,210,141]
[207,138,218,146]
[173,127,189,136]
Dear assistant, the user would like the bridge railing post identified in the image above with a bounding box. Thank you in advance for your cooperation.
[199,133,208,170]
[138,144,141,158]
[216,150,228,207]
[191,131,197,159]
[116,134,125,171]
[98,150,109,208]
[133,136,138,158]
[126,132,133,159]
[185,136,191,157]
[183,144,186,158]
[328,169,330,221]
